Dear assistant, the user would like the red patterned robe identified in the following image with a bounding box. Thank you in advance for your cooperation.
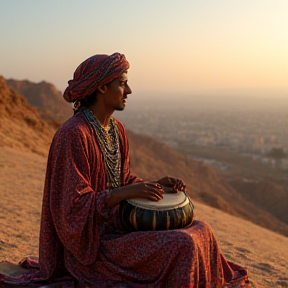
[28,112,248,287]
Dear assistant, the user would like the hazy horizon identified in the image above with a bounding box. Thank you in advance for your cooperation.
[3,75,288,102]
[1,0,287,101]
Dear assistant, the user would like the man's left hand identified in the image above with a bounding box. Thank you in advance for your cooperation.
[156,176,187,193]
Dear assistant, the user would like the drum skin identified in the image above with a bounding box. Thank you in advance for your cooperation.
[119,192,194,232]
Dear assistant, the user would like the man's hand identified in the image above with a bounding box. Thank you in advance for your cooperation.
[156,176,187,193]
[126,181,164,201]
[107,181,164,207]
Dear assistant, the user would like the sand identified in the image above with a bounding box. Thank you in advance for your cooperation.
[0,147,288,288]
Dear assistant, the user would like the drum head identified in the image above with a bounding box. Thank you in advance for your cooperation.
[126,191,189,211]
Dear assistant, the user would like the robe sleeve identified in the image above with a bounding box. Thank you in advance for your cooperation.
[96,189,117,218]
[46,122,115,266]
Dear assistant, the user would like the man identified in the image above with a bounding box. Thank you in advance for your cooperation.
[3,53,249,287]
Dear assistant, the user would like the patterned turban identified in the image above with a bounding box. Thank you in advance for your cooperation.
[63,52,130,102]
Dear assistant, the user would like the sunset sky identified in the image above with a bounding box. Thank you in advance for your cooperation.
[1,0,287,99]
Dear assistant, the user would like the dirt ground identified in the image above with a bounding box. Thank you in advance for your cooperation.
[0,147,288,288]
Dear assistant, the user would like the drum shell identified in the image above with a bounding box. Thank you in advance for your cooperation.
[119,196,194,232]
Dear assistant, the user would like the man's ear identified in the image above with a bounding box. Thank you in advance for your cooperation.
[98,84,107,94]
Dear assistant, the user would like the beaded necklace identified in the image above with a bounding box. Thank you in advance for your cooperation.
[82,109,121,189]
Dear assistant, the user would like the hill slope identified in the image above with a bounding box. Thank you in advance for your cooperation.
[0,146,288,288]
[178,144,288,229]
[1,76,288,237]
[6,78,72,123]
[0,76,54,156]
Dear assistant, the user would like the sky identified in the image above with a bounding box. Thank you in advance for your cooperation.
[1,0,288,100]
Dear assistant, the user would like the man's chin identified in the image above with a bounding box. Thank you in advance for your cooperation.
[115,105,125,111]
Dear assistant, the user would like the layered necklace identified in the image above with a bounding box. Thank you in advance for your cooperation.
[82,109,121,189]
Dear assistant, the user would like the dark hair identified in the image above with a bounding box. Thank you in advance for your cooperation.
[73,90,97,114]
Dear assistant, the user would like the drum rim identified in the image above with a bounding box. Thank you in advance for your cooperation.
[125,192,190,211]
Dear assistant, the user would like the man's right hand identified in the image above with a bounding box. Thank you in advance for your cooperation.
[106,181,164,207]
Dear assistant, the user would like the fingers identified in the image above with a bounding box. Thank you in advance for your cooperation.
[146,182,164,192]
[132,180,186,201]
[147,194,162,201]
[143,182,164,201]
[147,182,164,195]
[144,192,163,201]
[176,179,187,192]
[156,176,187,192]
[166,177,186,193]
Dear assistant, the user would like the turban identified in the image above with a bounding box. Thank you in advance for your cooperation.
[63,52,130,102]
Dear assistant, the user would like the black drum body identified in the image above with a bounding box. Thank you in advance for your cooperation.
[119,191,194,232]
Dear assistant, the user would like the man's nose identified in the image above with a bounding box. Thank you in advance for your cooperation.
[125,84,132,95]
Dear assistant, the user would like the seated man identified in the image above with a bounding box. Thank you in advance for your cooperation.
[2,53,249,288]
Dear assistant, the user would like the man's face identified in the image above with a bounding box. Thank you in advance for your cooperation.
[104,72,132,111]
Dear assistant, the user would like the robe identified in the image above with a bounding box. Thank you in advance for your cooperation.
[2,112,249,288]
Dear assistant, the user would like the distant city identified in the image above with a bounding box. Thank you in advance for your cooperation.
[115,95,288,170]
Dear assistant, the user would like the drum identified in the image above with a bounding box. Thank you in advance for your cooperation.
[119,191,194,232]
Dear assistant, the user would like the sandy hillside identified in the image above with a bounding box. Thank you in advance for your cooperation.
[0,147,288,288]
[2,75,288,240]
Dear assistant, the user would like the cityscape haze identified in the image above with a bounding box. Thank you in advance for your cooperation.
[115,95,288,171]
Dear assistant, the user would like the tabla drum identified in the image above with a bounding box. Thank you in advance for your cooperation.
[119,191,194,232]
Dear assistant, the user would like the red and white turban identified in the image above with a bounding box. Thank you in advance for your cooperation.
[63,52,130,103]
